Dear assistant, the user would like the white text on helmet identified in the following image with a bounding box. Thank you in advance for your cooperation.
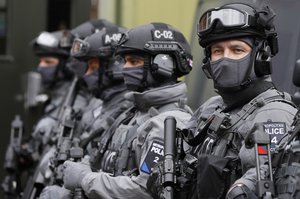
[154,30,174,40]
[104,33,122,45]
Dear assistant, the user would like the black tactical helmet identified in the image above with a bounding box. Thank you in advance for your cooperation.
[199,1,279,94]
[66,19,120,47]
[31,30,70,58]
[66,19,120,78]
[115,22,193,78]
[198,2,278,56]
[71,24,127,61]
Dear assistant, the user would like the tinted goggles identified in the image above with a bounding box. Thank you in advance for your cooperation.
[198,8,250,34]
[36,32,59,48]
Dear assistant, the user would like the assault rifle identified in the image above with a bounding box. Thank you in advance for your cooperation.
[245,123,276,199]
[69,138,85,199]
[21,76,80,199]
[50,76,79,185]
[50,76,87,198]
[157,117,198,199]
[1,115,23,199]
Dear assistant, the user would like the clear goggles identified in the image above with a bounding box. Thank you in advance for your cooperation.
[36,32,59,48]
[198,8,250,34]
[71,38,90,57]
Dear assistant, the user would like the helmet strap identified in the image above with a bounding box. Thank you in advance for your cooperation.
[142,57,150,88]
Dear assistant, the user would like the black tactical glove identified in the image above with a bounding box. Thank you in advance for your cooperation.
[146,162,164,199]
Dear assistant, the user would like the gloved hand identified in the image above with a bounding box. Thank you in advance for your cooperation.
[63,160,92,190]
[32,117,56,145]
[146,162,164,199]
[39,185,72,199]
[226,183,258,199]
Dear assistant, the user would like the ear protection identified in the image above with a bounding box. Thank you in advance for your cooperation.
[151,54,174,78]
[144,41,193,77]
[254,41,272,77]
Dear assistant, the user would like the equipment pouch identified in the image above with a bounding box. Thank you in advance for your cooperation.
[196,154,231,199]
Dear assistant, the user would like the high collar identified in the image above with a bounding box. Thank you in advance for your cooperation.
[220,76,275,112]
[100,83,128,102]
[101,88,129,112]
[124,82,188,111]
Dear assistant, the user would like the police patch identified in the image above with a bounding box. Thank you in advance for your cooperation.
[140,141,164,174]
[263,122,286,152]
[151,29,174,41]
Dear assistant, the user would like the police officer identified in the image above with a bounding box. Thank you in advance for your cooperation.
[30,30,90,146]
[21,21,113,198]
[61,22,193,199]
[17,29,92,199]
[31,19,117,158]
[148,1,298,199]
[39,22,131,199]
[59,19,130,142]
[70,21,128,141]
[66,19,120,77]
[197,1,297,198]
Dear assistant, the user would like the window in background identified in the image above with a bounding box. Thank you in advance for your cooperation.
[0,0,7,55]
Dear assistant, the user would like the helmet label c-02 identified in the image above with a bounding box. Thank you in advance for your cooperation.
[152,29,174,41]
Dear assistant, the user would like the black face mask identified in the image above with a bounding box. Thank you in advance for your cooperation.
[100,59,124,90]
[82,70,99,92]
[209,53,254,90]
[122,66,146,91]
[37,65,58,86]
[66,59,87,77]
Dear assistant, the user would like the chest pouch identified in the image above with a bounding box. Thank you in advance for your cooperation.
[196,154,239,199]
[273,129,300,199]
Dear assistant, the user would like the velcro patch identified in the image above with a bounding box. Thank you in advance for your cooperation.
[140,141,164,174]
[263,122,286,152]
[103,33,122,45]
[257,145,268,155]
[151,29,174,41]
